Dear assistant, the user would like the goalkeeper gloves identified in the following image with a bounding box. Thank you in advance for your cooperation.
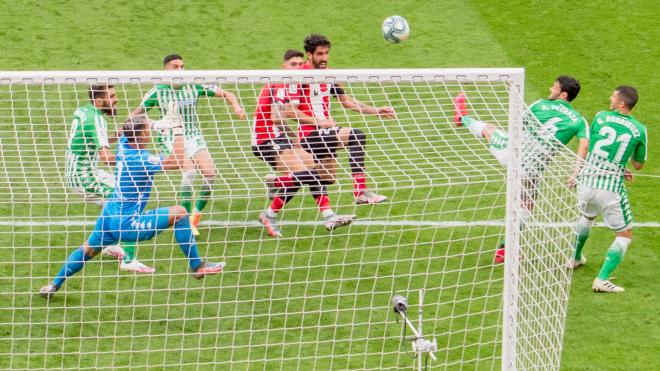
[151,101,183,136]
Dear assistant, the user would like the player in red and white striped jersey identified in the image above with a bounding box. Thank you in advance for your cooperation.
[291,34,396,204]
[252,50,354,237]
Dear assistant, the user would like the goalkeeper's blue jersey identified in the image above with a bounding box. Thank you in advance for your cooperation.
[104,137,164,218]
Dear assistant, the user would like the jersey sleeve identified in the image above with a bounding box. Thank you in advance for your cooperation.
[140,88,160,110]
[577,117,590,139]
[330,83,345,97]
[272,86,288,105]
[287,84,301,105]
[633,126,648,163]
[195,84,218,97]
[86,114,109,150]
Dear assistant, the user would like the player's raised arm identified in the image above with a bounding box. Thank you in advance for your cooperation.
[336,89,396,119]
[214,87,246,120]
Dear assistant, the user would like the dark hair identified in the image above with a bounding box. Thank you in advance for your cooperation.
[615,85,638,110]
[283,49,304,61]
[122,115,150,143]
[163,54,183,66]
[555,75,581,102]
[303,34,331,54]
[88,84,114,102]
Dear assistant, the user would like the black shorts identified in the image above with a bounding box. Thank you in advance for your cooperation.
[252,137,294,168]
[301,127,342,161]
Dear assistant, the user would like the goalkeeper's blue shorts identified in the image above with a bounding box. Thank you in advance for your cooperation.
[87,207,171,251]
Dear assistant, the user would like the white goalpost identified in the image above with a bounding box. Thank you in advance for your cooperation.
[0,68,579,370]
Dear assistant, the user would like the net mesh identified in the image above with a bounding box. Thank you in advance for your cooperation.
[0,69,575,370]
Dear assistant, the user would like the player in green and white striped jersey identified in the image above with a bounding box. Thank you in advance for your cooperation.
[65,84,154,273]
[453,76,589,263]
[570,86,647,293]
[131,54,245,236]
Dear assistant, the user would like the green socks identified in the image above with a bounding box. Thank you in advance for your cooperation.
[194,180,213,212]
[180,191,193,213]
[597,237,631,280]
[122,242,136,262]
[573,217,593,260]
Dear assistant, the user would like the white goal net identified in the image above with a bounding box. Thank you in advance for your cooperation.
[0,69,578,370]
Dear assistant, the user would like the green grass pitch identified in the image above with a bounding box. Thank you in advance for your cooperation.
[0,0,659,369]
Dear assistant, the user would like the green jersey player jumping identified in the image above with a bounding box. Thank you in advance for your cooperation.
[452,76,590,263]
[569,86,647,293]
[131,54,245,236]
[65,84,154,273]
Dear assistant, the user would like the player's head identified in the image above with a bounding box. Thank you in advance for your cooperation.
[610,85,638,111]
[303,34,331,69]
[88,84,118,116]
[549,76,581,102]
[122,115,152,147]
[163,54,184,70]
[282,49,305,70]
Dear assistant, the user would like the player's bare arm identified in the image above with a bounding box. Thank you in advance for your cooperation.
[284,105,336,128]
[274,102,302,146]
[337,93,396,119]
[215,87,246,119]
[631,159,644,171]
[568,138,590,188]
[98,146,116,165]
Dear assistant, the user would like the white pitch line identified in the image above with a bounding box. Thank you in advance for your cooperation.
[0,220,659,228]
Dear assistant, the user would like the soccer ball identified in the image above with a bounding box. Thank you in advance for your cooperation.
[382,15,410,43]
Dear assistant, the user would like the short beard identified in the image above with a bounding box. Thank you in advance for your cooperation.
[101,106,116,116]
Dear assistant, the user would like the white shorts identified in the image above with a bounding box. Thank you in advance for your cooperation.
[158,133,207,159]
[577,187,632,231]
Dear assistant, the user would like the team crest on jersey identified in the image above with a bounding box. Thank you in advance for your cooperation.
[147,155,160,165]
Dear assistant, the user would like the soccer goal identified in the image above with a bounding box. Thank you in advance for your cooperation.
[0,68,579,370]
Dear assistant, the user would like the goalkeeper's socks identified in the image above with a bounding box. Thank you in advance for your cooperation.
[597,237,631,280]
[173,215,203,270]
[352,173,367,197]
[122,242,136,262]
[573,216,594,260]
[460,116,487,139]
[53,246,93,288]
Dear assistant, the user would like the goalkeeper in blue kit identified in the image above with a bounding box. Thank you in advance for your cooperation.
[40,107,226,298]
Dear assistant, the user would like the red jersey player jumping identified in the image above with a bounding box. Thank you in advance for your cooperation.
[293,34,396,204]
[251,50,354,237]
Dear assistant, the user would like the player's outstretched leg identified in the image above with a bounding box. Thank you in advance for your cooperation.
[453,93,490,137]
[39,244,98,299]
[453,93,468,126]
[168,206,225,278]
